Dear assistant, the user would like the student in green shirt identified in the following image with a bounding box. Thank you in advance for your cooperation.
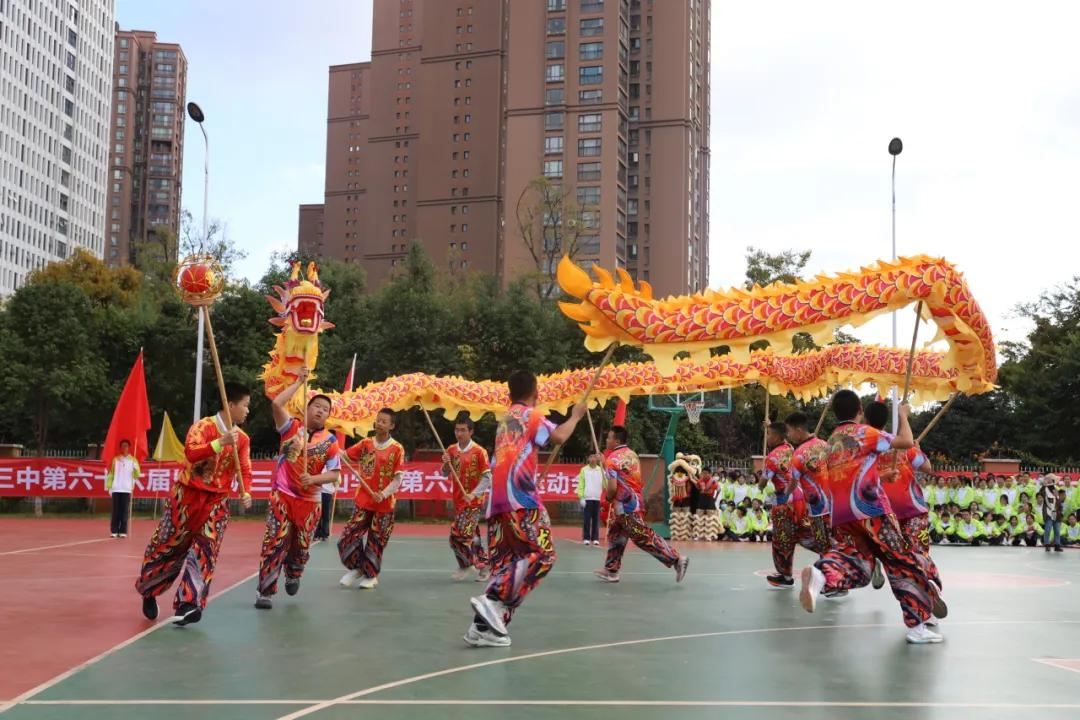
[1063,514,1080,546]
[954,480,976,510]
[982,512,1006,546]
[1014,513,1042,547]
[727,507,753,541]
[954,510,984,545]
[748,499,770,542]
[930,511,952,544]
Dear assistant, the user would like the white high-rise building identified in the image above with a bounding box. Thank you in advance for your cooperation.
[0,0,115,296]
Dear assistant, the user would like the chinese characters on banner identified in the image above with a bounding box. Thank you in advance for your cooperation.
[0,459,588,501]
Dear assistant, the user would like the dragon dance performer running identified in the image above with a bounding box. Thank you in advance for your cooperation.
[465,370,587,648]
[867,406,944,609]
[135,382,253,625]
[593,426,689,584]
[256,367,341,610]
[338,408,406,590]
[781,413,836,588]
[762,421,799,588]
[800,392,944,644]
[442,416,493,582]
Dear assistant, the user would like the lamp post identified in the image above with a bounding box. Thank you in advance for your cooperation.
[187,102,208,424]
[889,137,903,431]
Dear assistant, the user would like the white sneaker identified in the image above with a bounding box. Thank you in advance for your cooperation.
[110,533,118,538]
[799,565,825,613]
[593,569,621,583]
[357,575,378,590]
[925,616,940,628]
[452,567,473,582]
[592,540,601,546]
[470,595,508,636]
[906,623,944,644]
[119,533,127,538]
[463,623,511,648]
[339,569,362,588]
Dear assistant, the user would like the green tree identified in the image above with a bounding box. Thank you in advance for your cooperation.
[0,283,107,450]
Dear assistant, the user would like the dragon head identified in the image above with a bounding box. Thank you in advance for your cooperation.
[267,262,335,336]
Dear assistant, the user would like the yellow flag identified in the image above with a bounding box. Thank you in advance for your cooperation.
[153,412,187,463]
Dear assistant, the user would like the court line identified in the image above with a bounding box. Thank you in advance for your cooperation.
[17,700,1080,709]
[0,538,113,557]
[0,570,259,716]
[1033,658,1080,676]
[275,619,1080,720]
[310,567,743,578]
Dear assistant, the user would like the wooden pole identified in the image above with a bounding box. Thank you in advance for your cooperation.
[301,346,311,477]
[813,401,829,437]
[585,408,601,456]
[339,454,376,497]
[201,308,245,510]
[917,393,959,444]
[900,301,925,404]
[761,389,770,457]
[421,407,467,497]
[541,342,619,480]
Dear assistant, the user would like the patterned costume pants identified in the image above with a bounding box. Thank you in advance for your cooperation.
[257,490,321,597]
[899,514,942,591]
[337,507,396,577]
[770,505,832,577]
[135,484,230,612]
[483,508,556,625]
[605,511,680,573]
[449,505,487,570]
[816,514,937,628]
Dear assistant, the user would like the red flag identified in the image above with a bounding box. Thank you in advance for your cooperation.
[102,351,152,466]
[335,354,357,447]
[614,399,628,426]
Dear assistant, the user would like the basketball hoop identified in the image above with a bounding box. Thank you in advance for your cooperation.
[683,400,704,425]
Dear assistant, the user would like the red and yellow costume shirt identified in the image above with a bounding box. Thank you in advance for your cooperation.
[347,436,405,513]
[181,414,253,496]
[446,441,492,512]
[272,418,341,502]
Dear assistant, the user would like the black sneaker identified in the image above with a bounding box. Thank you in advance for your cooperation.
[172,603,202,627]
[1045,546,1051,553]
[141,596,158,620]
[285,577,300,596]
[823,588,849,599]
[766,573,795,589]
[1054,546,1064,553]
[254,595,273,610]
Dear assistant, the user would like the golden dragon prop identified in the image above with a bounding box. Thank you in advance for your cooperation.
[261,257,995,437]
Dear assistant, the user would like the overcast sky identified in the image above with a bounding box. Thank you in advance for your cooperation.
[117,0,1079,349]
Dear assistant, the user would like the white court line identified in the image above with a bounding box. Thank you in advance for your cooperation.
[310,567,742,578]
[274,619,1080,720]
[0,538,112,557]
[17,700,1080,709]
[0,570,259,716]
[1033,658,1080,676]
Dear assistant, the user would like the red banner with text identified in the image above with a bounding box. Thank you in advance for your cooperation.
[0,458,586,501]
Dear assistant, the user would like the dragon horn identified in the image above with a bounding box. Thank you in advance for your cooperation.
[306,261,320,284]
[289,262,301,282]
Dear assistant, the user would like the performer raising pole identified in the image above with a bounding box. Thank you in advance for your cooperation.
[136,256,253,626]
[433,413,494,582]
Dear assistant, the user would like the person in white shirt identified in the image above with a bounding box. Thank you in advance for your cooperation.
[106,440,140,538]
[577,454,605,545]
[314,480,336,542]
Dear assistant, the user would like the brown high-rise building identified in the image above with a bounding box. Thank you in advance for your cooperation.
[105,28,187,267]
[299,0,709,296]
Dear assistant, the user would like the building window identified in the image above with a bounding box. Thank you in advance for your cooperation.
[578,234,600,255]
[579,89,603,104]
[578,162,601,181]
[578,113,602,132]
[546,41,565,59]
[581,0,604,11]
[544,160,563,178]
[627,199,638,215]
[578,138,602,157]
[547,0,566,10]
[579,42,603,60]
[545,112,565,130]
[544,136,564,154]
[577,186,601,205]
[580,18,604,36]
[546,64,565,82]
[545,88,565,105]
[579,66,603,85]
[547,17,566,35]
[582,211,601,228]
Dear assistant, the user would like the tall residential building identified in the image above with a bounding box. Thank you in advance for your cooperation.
[105,28,187,267]
[0,0,115,295]
[298,0,709,297]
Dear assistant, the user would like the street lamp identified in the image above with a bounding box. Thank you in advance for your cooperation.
[889,137,903,431]
[187,102,209,424]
